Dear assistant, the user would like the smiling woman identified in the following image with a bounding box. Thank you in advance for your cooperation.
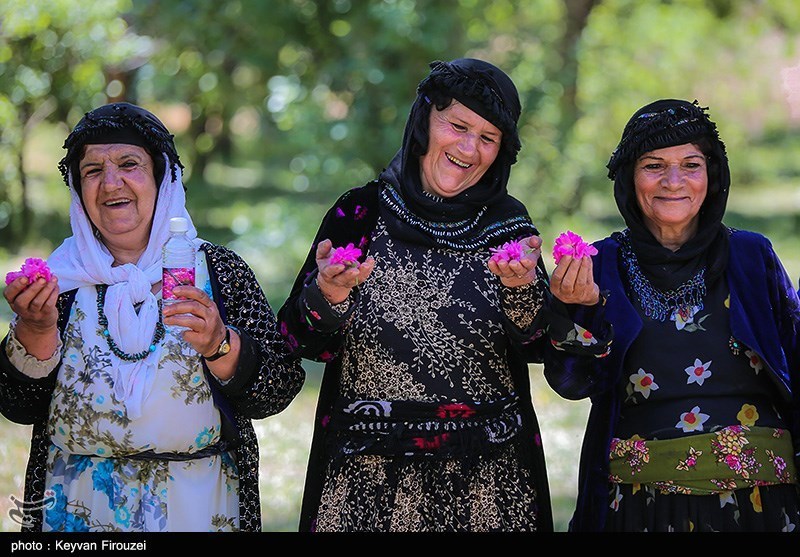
[543,99,800,532]
[278,58,556,532]
[0,102,305,532]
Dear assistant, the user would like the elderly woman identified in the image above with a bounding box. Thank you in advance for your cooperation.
[279,58,556,532]
[0,102,305,532]
[545,99,800,532]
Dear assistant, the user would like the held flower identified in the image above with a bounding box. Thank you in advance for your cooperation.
[329,243,363,267]
[489,240,529,263]
[5,257,53,286]
[552,230,598,265]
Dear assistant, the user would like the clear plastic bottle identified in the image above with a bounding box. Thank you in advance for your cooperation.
[162,217,196,334]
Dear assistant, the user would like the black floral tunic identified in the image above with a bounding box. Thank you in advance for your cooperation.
[606,278,800,532]
[313,220,543,531]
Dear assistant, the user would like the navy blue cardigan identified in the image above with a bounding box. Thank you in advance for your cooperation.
[544,228,800,532]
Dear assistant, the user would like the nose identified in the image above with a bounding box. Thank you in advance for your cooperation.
[457,132,479,154]
[662,164,684,186]
[100,162,124,189]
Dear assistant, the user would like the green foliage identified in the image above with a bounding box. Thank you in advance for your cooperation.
[1,0,799,303]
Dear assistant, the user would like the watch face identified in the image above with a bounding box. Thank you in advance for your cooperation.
[219,341,231,355]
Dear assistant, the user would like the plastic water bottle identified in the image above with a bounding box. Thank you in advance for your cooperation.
[162,217,196,334]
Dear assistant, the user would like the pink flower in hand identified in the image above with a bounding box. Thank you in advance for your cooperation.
[490,240,529,263]
[329,243,362,267]
[5,257,53,286]
[552,231,597,265]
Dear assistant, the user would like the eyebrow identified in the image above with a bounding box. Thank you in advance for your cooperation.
[79,151,145,171]
[638,153,705,162]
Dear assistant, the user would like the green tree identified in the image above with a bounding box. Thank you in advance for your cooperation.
[0,0,144,244]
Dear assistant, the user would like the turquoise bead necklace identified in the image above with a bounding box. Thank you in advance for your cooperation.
[96,284,164,362]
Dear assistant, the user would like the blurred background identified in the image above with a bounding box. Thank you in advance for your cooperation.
[0,0,798,532]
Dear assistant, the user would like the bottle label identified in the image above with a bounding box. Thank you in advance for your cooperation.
[162,267,196,301]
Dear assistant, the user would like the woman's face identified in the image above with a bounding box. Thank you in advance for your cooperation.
[634,143,708,242]
[419,100,502,198]
[79,143,157,254]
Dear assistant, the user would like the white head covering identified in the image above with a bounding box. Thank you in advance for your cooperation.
[48,150,196,419]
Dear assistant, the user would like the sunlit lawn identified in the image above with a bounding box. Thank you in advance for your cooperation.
[0,363,588,532]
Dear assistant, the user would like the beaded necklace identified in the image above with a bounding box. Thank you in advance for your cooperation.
[617,229,706,322]
[380,182,534,250]
[96,284,165,362]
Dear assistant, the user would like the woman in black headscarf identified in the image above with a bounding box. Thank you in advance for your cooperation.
[544,99,800,532]
[278,58,558,531]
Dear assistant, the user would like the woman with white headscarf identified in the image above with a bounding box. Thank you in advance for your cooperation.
[0,102,305,532]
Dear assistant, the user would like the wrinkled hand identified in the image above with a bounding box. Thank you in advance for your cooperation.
[162,285,228,358]
[487,235,542,287]
[4,275,59,332]
[549,254,600,306]
[3,275,60,359]
[315,239,375,304]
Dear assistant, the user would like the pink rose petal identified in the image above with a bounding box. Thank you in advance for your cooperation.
[329,243,363,267]
[5,257,52,286]
[552,231,597,265]
[490,240,528,263]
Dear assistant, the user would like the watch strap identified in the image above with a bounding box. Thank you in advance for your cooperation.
[204,326,231,361]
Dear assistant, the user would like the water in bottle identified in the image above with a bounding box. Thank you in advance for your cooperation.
[162,217,196,334]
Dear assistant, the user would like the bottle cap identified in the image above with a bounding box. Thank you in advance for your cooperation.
[169,217,189,233]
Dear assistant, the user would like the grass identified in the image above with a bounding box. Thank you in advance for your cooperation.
[0,362,588,532]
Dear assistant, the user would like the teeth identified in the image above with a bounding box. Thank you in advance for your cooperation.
[105,199,130,206]
[446,153,471,168]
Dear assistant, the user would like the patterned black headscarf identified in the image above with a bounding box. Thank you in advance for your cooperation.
[58,102,184,196]
[608,99,730,291]
[378,58,536,250]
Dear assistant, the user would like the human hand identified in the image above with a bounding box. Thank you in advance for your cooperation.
[162,285,230,358]
[549,254,600,305]
[3,275,60,334]
[487,235,542,287]
[315,239,375,304]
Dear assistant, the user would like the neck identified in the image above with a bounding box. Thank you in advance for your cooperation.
[104,241,147,267]
[645,219,698,252]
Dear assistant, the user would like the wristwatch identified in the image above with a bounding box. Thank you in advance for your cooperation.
[204,326,233,361]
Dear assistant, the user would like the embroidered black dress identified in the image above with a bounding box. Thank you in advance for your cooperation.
[605,270,800,532]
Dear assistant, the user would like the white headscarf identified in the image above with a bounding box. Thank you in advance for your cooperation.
[47,153,197,419]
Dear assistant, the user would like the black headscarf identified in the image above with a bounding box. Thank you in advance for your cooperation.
[378,58,537,249]
[607,99,730,291]
[58,102,184,196]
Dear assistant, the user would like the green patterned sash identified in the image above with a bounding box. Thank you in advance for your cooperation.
[609,425,797,495]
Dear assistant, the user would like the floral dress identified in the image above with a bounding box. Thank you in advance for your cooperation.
[606,278,800,532]
[41,255,239,532]
[312,220,545,532]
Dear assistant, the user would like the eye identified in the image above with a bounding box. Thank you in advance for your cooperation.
[120,160,139,169]
[82,168,101,178]
[683,161,703,170]
[480,135,497,144]
[643,163,664,171]
[451,122,467,132]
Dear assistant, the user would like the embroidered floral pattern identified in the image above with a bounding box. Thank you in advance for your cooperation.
[676,447,703,472]
[609,437,650,476]
[629,368,659,399]
[41,299,240,532]
[670,305,709,332]
[676,406,710,432]
[745,349,763,374]
[711,425,761,479]
[684,358,712,386]
[737,403,759,427]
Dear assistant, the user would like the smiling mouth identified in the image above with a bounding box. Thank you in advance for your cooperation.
[446,153,472,168]
[104,199,132,207]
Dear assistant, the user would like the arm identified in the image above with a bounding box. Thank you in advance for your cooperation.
[0,289,75,424]
[542,252,614,400]
[278,186,377,362]
[204,244,306,420]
